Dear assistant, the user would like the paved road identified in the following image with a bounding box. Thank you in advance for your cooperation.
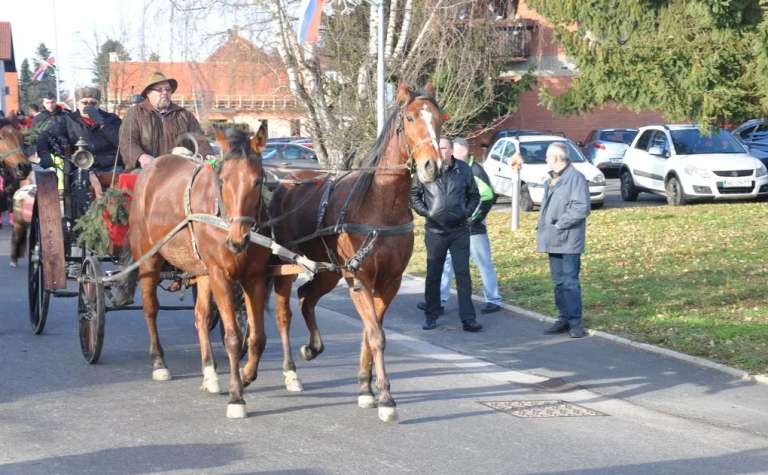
[1,226,767,474]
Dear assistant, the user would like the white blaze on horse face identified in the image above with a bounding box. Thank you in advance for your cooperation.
[419,105,439,153]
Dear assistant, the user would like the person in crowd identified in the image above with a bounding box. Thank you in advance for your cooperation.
[118,71,206,170]
[433,137,503,315]
[537,142,591,338]
[410,136,483,332]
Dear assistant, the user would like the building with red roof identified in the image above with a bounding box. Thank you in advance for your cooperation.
[107,30,304,136]
[0,22,19,115]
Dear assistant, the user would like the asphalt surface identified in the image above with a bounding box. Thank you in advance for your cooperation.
[1,225,768,474]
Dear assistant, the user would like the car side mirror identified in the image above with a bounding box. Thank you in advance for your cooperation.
[648,146,668,158]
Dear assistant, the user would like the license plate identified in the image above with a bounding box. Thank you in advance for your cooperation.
[723,179,752,188]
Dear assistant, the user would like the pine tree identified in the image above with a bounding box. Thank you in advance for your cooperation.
[526,1,767,128]
[18,58,32,110]
[92,39,131,102]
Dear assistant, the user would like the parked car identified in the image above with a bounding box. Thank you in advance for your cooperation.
[619,124,768,205]
[732,119,768,164]
[483,134,606,211]
[262,143,318,171]
[580,128,637,175]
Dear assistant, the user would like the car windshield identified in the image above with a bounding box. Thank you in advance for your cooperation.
[670,129,745,155]
[519,141,585,164]
[598,129,637,144]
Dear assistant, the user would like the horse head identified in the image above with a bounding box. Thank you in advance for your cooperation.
[0,122,31,180]
[395,83,442,184]
[213,123,267,254]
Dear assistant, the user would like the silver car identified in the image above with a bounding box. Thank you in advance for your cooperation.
[580,128,638,175]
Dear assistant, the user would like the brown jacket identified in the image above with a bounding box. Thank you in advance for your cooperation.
[118,99,204,170]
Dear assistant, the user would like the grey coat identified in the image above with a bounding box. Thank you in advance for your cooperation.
[536,164,591,254]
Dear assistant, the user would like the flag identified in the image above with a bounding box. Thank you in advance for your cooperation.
[32,55,56,81]
[297,0,324,44]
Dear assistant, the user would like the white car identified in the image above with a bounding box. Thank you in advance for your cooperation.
[620,124,768,205]
[483,134,606,210]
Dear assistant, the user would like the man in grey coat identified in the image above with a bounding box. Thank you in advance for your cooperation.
[536,142,591,338]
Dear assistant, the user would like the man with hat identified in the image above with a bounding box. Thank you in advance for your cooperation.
[118,71,205,170]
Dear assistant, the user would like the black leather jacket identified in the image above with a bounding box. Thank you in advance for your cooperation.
[410,158,480,233]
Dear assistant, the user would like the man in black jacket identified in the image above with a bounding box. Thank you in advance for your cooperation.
[410,136,482,332]
[438,137,502,314]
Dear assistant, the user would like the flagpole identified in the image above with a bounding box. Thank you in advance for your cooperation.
[51,0,61,104]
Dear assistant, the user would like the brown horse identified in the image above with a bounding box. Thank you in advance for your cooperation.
[0,121,32,266]
[129,124,271,419]
[269,83,443,422]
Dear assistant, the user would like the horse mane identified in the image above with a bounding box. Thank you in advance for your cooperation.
[352,89,438,201]
[220,127,255,160]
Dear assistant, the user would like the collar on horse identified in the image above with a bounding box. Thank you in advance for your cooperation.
[184,157,263,260]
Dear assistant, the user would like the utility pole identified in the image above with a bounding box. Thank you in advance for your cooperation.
[51,0,61,104]
[376,0,385,134]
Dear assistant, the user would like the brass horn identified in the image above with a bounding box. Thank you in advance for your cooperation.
[71,137,94,170]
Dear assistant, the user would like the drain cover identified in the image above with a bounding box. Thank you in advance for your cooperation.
[479,400,606,418]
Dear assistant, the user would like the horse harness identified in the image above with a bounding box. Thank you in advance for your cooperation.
[184,156,263,261]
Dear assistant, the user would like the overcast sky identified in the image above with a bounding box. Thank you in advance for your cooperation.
[4,0,248,92]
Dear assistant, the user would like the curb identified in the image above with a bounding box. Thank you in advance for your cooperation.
[403,274,768,385]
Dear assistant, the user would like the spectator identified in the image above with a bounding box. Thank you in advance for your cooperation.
[436,137,502,314]
[410,136,483,332]
[537,142,590,338]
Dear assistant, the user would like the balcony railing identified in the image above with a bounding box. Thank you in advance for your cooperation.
[109,94,300,112]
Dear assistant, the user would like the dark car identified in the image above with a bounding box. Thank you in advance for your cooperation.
[732,119,768,166]
[262,143,319,182]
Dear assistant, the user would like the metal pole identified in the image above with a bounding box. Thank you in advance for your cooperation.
[376,0,385,134]
[51,0,61,104]
[510,153,522,231]
[510,170,520,230]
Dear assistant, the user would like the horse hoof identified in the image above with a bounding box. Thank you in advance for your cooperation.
[152,368,172,381]
[299,345,315,361]
[357,394,376,409]
[378,406,398,422]
[283,370,304,392]
[226,403,247,419]
[201,367,221,394]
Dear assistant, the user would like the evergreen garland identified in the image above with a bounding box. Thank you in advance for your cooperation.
[73,188,131,255]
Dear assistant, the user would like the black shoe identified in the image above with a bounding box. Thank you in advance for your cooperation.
[544,320,569,334]
[568,326,586,338]
[422,319,437,330]
[417,302,444,316]
[462,320,483,332]
[480,303,502,314]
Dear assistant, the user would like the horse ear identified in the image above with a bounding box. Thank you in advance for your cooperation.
[213,126,230,153]
[423,81,436,98]
[250,121,268,153]
[396,82,412,105]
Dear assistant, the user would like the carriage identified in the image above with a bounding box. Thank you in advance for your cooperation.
[6,83,441,420]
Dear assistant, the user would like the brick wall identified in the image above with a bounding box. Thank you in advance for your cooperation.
[471,77,666,156]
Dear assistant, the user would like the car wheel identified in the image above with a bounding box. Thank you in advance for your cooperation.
[665,176,687,206]
[520,183,534,212]
[620,170,639,202]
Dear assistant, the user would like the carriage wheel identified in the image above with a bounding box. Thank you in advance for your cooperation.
[78,256,106,364]
[27,208,50,335]
[218,285,249,360]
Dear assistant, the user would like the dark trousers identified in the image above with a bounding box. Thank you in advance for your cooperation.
[425,227,475,322]
[548,253,582,325]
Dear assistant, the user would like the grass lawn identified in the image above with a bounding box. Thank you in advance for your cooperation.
[406,201,768,374]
